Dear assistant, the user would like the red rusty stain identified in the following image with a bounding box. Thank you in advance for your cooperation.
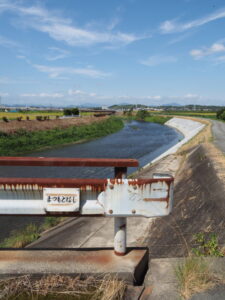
[0,252,113,265]
[143,197,168,202]
[114,250,126,256]
[127,178,173,186]
[0,213,105,217]
[0,157,139,168]
[0,178,108,192]
[109,178,173,186]
[109,178,123,185]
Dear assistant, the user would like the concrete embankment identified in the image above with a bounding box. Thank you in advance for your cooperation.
[151,117,205,164]
[138,117,225,258]
[137,117,206,177]
[144,142,225,257]
[140,140,225,299]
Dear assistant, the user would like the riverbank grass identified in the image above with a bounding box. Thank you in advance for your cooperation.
[0,224,40,248]
[144,115,171,124]
[0,217,67,248]
[122,114,170,124]
[0,116,124,156]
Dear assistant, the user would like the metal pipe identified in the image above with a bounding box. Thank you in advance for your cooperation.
[0,200,45,214]
[0,157,139,167]
[114,217,127,256]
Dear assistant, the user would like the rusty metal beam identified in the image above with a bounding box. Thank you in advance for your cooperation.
[0,178,107,191]
[0,157,139,167]
[0,177,174,191]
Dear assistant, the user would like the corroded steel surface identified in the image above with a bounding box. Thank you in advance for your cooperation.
[99,178,174,217]
[0,157,139,167]
[110,177,174,185]
[0,178,107,191]
[0,249,148,284]
[0,177,173,192]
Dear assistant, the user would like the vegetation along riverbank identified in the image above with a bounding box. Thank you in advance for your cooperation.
[123,109,171,124]
[0,116,124,156]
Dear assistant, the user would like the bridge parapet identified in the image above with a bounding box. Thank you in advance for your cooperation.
[0,156,174,255]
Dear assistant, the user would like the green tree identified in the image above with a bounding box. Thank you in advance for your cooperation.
[71,107,79,115]
[216,108,225,119]
[63,108,79,116]
[220,111,225,120]
[135,109,150,120]
[63,108,72,116]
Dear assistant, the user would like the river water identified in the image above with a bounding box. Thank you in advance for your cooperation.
[0,120,182,242]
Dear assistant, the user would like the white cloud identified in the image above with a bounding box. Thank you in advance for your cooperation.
[68,89,97,98]
[215,55,225,62]
[0,0,144,47]
[0,92,9,97]
[0,35,20,48]
[160,8,225,34]
[184,93,200,99]
[160,20,176,33]
[46,47,70,61]
[20,92,64,98]
[8,90,225,106]
[107,17,121,30]
[68,89,85,96]
[140,55,177,66]
[146,95,161,100]
[33,64,110,79]
[16,55,31,64]
[190,42,225,59]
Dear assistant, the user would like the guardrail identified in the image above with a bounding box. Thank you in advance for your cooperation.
[0,157,174,255]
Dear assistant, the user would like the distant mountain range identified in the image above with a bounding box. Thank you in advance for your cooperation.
[163,103,181,107]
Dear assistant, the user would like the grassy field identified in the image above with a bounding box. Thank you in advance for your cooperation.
[0,111,97,120]
[153,111,217,119]
[0,111,63,120]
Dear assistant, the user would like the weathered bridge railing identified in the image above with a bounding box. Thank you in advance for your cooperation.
[0,157,174,255]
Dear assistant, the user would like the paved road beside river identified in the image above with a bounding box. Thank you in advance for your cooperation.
[211,119,225,154]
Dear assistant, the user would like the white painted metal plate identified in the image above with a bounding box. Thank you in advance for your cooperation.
[98,179,173,217]
[43,188,80,212]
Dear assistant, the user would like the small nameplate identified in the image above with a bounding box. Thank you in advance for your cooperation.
[44,188,80,212]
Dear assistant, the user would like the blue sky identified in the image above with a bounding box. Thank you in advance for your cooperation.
[1,0,225,107]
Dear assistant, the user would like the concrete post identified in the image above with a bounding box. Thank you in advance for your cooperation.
[114,167,127,256]
[114,217,127,256]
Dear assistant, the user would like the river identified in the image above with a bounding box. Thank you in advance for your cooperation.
[0,120,182,242]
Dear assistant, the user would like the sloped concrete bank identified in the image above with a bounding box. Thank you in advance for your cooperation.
[146,117,205,166]
[138,141,225,298]
[145,142,225,258]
